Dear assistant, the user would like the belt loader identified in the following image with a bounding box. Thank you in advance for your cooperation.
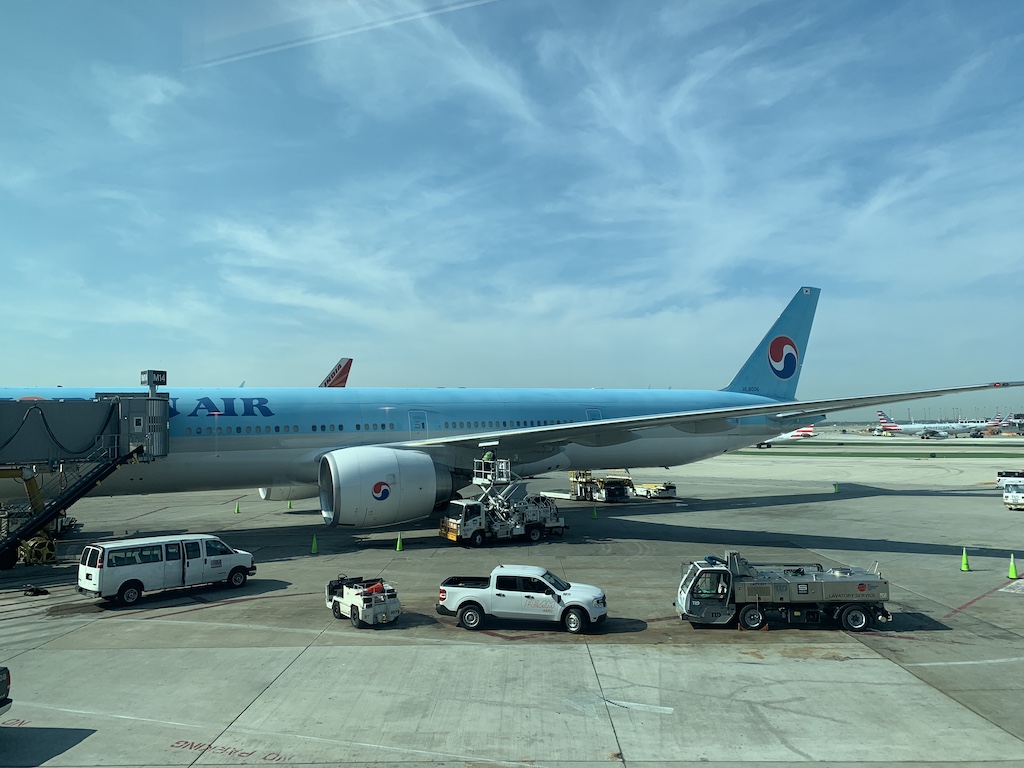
[675,551,891,632]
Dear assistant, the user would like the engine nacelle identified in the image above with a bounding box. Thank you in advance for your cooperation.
[258,485,319,502]
[319,447,455,528]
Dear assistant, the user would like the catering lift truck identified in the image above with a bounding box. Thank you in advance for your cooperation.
[439,459,568,546]
[675,551,891,632]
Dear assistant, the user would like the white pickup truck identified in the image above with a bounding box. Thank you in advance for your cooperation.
[435,564,607,634]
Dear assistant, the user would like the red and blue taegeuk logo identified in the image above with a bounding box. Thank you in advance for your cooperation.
[372,481,391,501]
[767,335,798,379]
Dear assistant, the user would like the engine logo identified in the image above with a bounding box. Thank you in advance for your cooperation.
[767,335,798,379]
[372,481,391,501]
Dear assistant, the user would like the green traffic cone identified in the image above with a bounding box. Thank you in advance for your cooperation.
[311,534,318,555]
[287,500,292,509]
[1010,553,1019,580]
[592,506,597,520]
[960,547,970,572]
[235,501,240,514]
[396,533,403,552]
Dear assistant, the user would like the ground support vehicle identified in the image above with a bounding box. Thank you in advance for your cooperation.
[631,481,676,499]
[439,459,567,546]
[675,551,891,632]
[1003,483,1024,510]
[997,470,1024,488]
[77,534,256,606]
[543,470,632,503]
[325,574,401,628]
[436,564,607,634]
[0,666,11,717]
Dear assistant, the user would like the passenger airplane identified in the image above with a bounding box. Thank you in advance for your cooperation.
[1,287,1019,529]
[755,425,818,448]
[876,410,988,439]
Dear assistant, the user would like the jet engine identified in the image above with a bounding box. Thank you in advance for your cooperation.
[258,485,319,502]
[319,447,455,528]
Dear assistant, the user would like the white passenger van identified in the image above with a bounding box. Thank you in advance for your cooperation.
[77,534,256,605]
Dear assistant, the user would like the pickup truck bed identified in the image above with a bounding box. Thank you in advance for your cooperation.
[439,576,490,589]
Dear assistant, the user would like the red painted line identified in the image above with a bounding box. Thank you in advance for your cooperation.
[942,581,1013,619]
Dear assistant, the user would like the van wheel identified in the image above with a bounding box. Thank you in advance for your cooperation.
[228,568,247,588]
[840,604,871,632]
[117,582,142,606]
[527,526,542,543]
[350,606,362,628]
[738,604,767,630]
[458,604,484,630]
[332,601,343,620]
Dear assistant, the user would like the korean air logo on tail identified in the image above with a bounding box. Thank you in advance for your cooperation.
[372,481,391,501]
[767,335,798,379]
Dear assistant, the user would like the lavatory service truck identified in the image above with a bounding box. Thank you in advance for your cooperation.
[675,551,891,632]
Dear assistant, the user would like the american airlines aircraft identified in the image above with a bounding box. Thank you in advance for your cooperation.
[1,287,1018,529]
[876,410,988,439]
[755,425,818,448]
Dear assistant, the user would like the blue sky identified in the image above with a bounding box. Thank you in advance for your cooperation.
[2,0,1023,422]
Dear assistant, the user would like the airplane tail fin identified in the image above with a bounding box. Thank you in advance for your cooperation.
[724,287,820,401]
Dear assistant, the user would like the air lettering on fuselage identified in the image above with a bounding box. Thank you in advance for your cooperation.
[180,397,275,419]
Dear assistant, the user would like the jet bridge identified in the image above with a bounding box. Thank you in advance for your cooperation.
[0,373,170,569]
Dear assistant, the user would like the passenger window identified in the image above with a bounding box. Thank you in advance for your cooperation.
[523,577,546,593]
[139,545,163,563]
[495,576,518,591]
[166,543,181,561]
[205,540,233,556]
[184,541,201,559]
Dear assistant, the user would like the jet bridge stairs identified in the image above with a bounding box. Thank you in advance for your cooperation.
[0,392,168,569]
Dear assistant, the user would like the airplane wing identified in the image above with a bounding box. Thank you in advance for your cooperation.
[392,380,1022,452]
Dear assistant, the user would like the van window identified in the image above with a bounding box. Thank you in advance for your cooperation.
[205,539,233,556]
[184,541,201,559]
[166,543,181,560]
[108,548,142,567]
[138,545,163,563]
[80,547,99,567]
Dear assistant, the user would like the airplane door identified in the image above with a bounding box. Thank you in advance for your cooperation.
[408,410,428,439]
[183,540,204,586]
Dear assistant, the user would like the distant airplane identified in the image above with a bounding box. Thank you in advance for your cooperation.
[756,425,818,448]
[320,357,353,389]
[875,410,986,439]
[2,287,1019,530]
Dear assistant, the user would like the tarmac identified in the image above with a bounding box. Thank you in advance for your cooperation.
[2,435,1024,767]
